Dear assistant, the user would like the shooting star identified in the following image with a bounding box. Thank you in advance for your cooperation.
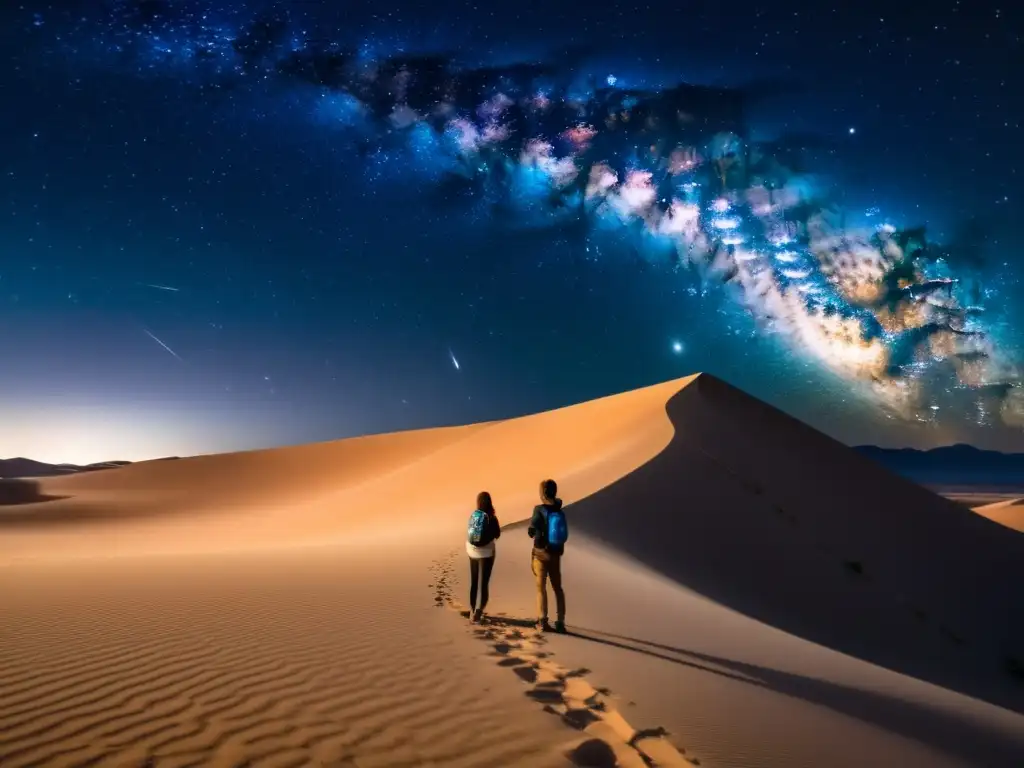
[143,328,183,362]
[141,283,180,292]
[448,348,461,371]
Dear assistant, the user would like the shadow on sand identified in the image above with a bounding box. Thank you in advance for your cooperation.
[566,374,1024,715]
[0,479,69,507]
[0,479,136,528]
[458,609,693,766]
[561,625,1024,767]
[566,738,617,767]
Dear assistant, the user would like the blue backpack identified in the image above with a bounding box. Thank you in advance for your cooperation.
[545,507,568,547]
[467,509,488,545]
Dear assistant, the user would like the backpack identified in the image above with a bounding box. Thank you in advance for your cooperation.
[467,509,488,545]
[545,507,568,547]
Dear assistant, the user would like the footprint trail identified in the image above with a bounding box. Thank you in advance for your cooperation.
[430,552,700,767]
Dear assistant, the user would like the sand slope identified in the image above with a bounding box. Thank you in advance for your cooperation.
[972,497,1024,533]
[3,372,1024,767]
[0,376,683,564]
[560,374,1024,713]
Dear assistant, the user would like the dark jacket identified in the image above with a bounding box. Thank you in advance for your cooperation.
[527,498,565,556]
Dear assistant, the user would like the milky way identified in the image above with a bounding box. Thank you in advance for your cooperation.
[42,0,1023,427]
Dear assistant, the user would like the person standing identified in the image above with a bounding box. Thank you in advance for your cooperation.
[527,478,568,633]
[466,491,501,623]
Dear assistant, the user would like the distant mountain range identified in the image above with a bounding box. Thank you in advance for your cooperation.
[0,457,132,479]
[854,444,1024,487]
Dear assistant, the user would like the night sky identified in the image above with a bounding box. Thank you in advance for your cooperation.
[1,0,1022,464]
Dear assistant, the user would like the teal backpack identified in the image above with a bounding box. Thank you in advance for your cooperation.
[467,509,488,545]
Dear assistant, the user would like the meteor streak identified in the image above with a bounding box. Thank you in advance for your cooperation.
[143,328,183,362]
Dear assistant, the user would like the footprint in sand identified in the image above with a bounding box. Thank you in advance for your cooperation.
[429,555,458,607]
[430,552,697,767]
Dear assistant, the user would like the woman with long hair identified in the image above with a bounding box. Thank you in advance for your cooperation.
[465,491,501,623]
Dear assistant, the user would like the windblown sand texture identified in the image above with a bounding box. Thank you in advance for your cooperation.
[3,373,1024,767]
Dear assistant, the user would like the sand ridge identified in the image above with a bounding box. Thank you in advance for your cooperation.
[971,497,1024,533]
[565,374,1024,712]
[0,376,687,565]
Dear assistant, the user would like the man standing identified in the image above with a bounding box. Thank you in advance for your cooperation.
[527,478,568,633]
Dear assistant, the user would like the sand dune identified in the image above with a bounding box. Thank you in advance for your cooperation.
[0,457,129,479]
[561,375,1024,712]
[972,497,1024,533]
[0,376,682,563]
[939,488,1024,509]
[3,373,1024,767]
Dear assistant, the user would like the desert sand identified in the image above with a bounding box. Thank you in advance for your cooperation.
[2,373,1023,767]
[971,497,1024,533]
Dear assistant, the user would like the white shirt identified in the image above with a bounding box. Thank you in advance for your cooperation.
[466,539,495,559]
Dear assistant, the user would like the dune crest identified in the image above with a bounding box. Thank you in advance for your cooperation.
[0,376,688,564]
[565,374,1024,711]
[973,497,1024,532]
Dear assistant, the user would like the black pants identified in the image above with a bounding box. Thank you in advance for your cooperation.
[469,555,495,612]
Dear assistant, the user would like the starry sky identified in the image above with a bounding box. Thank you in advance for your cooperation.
[1,0,1022,464]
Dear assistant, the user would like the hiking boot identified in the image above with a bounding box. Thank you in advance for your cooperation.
[553,620,566,634]
[536,619,551,632]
